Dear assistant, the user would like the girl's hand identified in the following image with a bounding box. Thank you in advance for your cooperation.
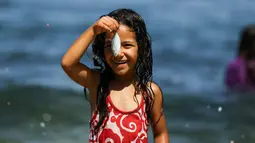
[92,16,119,35]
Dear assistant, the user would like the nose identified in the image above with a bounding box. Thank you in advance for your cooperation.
[114,48,124,60]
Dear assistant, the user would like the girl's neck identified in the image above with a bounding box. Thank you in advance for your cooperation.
[115,75,134,83]
[114,74,136,86]
[109,75,136,92]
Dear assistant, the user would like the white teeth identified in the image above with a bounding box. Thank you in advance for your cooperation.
[113,61,126,64]
[111,33,121,57]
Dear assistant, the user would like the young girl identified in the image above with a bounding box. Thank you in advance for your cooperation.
[61,8,169,142]
[224,24,255,91]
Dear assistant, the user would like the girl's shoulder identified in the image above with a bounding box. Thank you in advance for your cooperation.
[147,81,163,99]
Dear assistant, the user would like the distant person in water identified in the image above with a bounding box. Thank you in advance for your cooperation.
[225,24,255,91]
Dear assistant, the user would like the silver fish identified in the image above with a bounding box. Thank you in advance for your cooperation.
[111,33,121,57]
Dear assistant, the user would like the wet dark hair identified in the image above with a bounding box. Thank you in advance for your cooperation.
[237,24,255,60]
[85,8,154,136]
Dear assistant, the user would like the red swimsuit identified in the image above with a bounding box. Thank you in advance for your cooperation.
[89,95,149,143]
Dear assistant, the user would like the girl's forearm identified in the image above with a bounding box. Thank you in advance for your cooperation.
[61,26,95,68]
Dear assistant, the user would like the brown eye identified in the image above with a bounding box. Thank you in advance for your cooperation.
[123,44,133,48]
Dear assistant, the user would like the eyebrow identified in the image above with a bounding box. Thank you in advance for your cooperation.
[105,40,136,44]
[122,40,136,44]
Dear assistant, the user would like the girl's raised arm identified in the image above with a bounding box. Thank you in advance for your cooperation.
[61,26,99,89]
[61,16,119,90]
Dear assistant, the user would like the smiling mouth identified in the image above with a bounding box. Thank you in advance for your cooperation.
[112,60,127,64]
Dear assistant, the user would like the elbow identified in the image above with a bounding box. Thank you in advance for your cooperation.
[61,57,72,70]
[154,132,170,143]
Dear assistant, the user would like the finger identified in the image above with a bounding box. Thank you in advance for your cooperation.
[103,18,116,32]
[111,17,119,30]
[102,16,112,25]
[101,18,114,32]
[102,24,112,33]
[99,21,112,33]
[106,16,119,31]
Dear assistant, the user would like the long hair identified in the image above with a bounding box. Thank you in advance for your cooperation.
[88,8,154,136]
[237,24,255,59]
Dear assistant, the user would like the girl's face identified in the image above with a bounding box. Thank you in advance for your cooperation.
[104,24,138,78]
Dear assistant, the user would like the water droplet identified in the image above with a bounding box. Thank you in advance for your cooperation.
[42,132,47,136]
[7,101,11,106]
[218,106,222,112]
[46,23,50,27]
[241,134,245,138]
[230,140,234,143]
[42,113,51,122]
[40,122,45,128]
